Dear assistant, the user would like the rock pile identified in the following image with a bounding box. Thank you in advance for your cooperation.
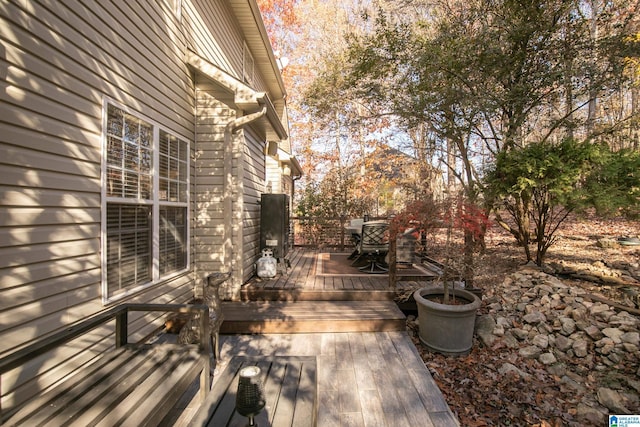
[477,265,640,423]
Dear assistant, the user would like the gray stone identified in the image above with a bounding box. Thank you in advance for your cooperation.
[488,302,503,312]
[596,337,615,355]
[502,331,520,349]
[485,267,640,411]
[516,303,528,312]
[575,403,607,425]
[573,340,589,358]
[575,320,592,332]
[496,316,511,328]
[561,375,585,393]
[519,345,542,359]
[536,284,554,295]
[625,378,640,393]
[539,352,557,365]
[602,328,624,344]
[571,307,588,321]
[588,303,610,316]
[554,335,574,352]
[621,332,640,346]
[476,315,498,347]
[583,325,603,341]
[498,362,531,379]
[547,363,567,377]
[602,357,615,367]
[512,272,528,282]
[549,298,564,309]
[546,276,568,288]
[537,322,554,334]
[610,317,640,331]
[597,387,629,413]
[511,328,529,340]
[607,352,622,364]
[523,311,546,324]
[596,337,614,347]
[560,317,576,335]
[598,310,616,322]
[569,330,588,341]
[532,334,549,349]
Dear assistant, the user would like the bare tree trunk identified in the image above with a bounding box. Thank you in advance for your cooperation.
[447,136,456,191]
[586,0,601,133]
[463,229,474,287]
[632,86,639,150]
[563,35,574,140]
[388,233,397,289]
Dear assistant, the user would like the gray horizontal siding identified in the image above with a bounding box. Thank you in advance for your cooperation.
[184,0,272,95]
[1,2,194,139]
[193,88,232,279]
[0,0,202,410]
[184,0,243,82]
[241,128,265,282]
[1,0,282,411]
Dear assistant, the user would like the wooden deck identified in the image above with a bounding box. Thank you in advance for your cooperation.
[224,248,435,334]
[168,248,459,426]
[211,332,459,427]
[165,332,460,427]
[241,248,436,301]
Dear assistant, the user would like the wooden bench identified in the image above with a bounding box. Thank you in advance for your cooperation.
[190,356,317,426]
[0,303,211,427]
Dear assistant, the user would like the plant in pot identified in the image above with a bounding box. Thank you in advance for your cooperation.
[399,195,488,355]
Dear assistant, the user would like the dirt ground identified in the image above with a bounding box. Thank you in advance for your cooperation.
[411,212,640,426]
[474,213,640,306]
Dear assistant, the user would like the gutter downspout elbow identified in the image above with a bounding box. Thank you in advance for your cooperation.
[222,107,267,298]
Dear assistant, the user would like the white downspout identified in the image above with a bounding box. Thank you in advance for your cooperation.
[223,107,267,300]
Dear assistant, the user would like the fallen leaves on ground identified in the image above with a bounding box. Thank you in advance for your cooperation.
[411,213,639,426]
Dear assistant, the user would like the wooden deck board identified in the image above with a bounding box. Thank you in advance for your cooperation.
[220,300,406,334]
[190,356,317,427]
[7,345,206,427]
[214,333,459,426]
[244,248,427,296]
[359,388,386,426]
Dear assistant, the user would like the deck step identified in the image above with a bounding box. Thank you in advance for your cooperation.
[241,287,395,302]
[220,300,406,334]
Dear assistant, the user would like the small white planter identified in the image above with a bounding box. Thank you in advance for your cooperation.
[413,287,481,356]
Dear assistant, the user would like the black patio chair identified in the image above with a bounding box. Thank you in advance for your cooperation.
[352,221,389,273]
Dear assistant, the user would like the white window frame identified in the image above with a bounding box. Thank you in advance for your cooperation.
[101,98,190,304]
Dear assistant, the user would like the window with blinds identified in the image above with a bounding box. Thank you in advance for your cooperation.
[103,103,189,302]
